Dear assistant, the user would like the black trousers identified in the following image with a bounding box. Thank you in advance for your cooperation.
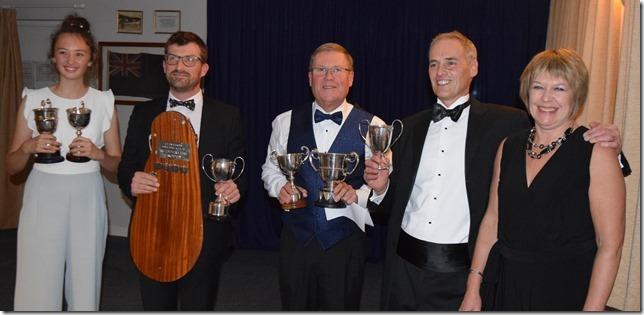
[137,221,232,311]
[279,227,367,311]
[384,253,468,311]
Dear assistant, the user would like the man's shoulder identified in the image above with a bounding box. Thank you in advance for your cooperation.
[203,96,240,114]
[401,107,433,126]
[474,100,527,119]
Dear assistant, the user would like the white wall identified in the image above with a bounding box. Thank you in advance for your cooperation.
[2,0,208,236]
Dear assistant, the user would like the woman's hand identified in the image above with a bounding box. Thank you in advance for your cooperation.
[68,136,104,161]
[459,288,482,311]
[23,134,61,155]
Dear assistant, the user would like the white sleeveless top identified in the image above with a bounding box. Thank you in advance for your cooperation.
[23,87,115,175]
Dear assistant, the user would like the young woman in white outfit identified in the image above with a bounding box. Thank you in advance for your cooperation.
[6,15,121,311]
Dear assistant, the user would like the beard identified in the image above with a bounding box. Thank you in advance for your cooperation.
[167,70,198,92]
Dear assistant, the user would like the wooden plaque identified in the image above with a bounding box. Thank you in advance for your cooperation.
[129,111,203,282]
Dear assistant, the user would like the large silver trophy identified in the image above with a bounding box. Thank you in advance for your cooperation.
[359,119,403,170]
[309,149,359,208]
[33,99,64,163]
[201,155,245,220]
[270,146,310,211]
[66,101,92,163]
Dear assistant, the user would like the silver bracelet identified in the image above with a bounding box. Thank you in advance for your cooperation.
[469,268,483,278]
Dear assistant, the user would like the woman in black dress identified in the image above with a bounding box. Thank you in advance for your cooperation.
[459,48,625,311]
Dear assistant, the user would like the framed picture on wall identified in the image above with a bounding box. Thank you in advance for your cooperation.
[154,10,181,34]
[116,10,143,34]
[98,41,169,105]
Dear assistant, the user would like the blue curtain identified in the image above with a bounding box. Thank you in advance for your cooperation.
[205,0,550,254]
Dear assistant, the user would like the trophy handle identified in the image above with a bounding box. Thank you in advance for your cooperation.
[358,119,370,144]
[231,156,245,182]
[148,134,153,152]
[343,152,360,176]
[201,154,217,182]
[300,145,310,161]
[388,119,404,149]
[308,149,319,172]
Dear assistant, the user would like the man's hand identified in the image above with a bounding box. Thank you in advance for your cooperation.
[332,181,358,205]
[215,180,241,204]
[131,171,159,196]
[584,121,622,152]
[279,183,308,205]
[364,154,390,195]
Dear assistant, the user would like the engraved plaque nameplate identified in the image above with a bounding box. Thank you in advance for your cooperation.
[158,141,190,160]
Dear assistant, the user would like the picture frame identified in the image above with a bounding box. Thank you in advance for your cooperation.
[98,41,168,105]
[116,10,143,34]
[154,10,181,34]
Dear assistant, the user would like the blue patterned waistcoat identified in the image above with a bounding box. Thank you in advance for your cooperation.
[283,104,373,250]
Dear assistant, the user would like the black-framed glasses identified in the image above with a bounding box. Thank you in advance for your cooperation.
[164,54,203,67]
[310,66,352,76]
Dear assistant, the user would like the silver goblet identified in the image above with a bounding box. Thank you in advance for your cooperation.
[33,99,64,164]
[66,101,92,163]
[270,146,310,211]
[359,119,403,170]
[309,149,359,208]
[201,155,245,220]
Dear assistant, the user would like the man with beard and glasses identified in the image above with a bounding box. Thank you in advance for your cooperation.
[117,31,246,310]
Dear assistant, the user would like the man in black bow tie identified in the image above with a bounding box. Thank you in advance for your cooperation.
[117,31,246,310]
[363,31,624,311]
[261,43,385,310]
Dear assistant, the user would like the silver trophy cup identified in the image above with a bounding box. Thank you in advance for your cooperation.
[270,146,310,211]
[33,99,64,164]
[359,119,403,169]
[201,155,245,220]
[66,101,92,163]
[309,149,359,208]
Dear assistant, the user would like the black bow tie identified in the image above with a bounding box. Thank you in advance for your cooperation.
[431,101,470,122]
[314,109,343,125]
[169,98,196,111]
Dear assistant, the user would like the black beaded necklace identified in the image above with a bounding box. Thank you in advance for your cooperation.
[526,127,574,159]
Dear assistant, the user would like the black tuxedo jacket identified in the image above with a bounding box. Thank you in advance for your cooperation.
[117,95,247,219]
[373,98,530,303]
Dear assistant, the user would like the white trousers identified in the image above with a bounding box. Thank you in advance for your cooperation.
[14,170,108,311]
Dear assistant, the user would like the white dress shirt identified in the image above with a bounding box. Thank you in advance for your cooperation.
[166,91,204,145]
[371,95,472,244]
[261,100,384,231]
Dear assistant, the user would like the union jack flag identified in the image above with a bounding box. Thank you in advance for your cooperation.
[109,52,142,78]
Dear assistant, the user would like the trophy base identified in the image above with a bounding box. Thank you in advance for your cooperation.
[35,152,65,164]
[66,153,90,163]
[315,199,346,208]
[281,199,307,211]
[207,201,229,221]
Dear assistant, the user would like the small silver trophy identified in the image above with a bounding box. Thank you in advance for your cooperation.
[309,149,359,208]
[33,99,64,164]
[201,155,245,220]
[66,101,92,163]
[359,119,403,169]
[270,145,310,211]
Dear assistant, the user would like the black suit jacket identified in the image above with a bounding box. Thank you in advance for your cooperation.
[117,95,247,229]
[373,98,530,304]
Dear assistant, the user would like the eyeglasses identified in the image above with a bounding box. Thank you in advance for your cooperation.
[164,54,203,67]
[310,66,352,76]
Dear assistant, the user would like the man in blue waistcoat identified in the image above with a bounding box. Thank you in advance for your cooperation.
[261,43,385,310]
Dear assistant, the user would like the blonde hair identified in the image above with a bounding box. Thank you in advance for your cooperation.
[429,31,477,64]
[519,48,589,120]
[309,42,354,70]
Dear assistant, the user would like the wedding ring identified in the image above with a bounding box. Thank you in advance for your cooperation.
[45,143,50,147]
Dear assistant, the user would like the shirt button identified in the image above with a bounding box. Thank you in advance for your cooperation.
[438,173,441,176]
[441,149,445,153]
[428,221,432,224]
[433,197,437,200]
